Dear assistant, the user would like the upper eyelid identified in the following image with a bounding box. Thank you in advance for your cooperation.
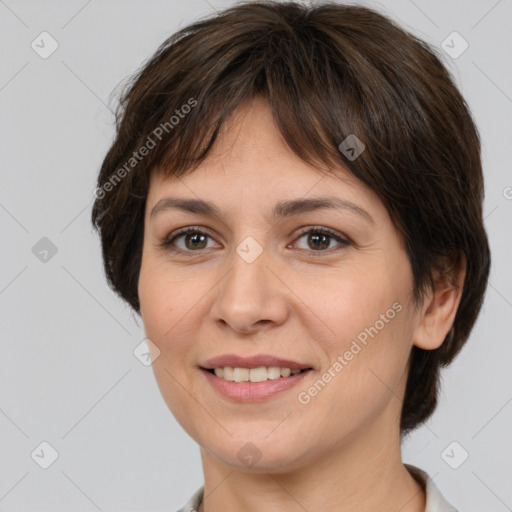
[294,225,349,240]
[166,226,216,243]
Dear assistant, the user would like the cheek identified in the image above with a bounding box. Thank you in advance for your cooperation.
[298,306,413,446]
[138,262,202,427]
[318,284,410,389]
[300,258,414,412]
[138,259,194,361]
[301,261,403,345]
[139,267,170,340]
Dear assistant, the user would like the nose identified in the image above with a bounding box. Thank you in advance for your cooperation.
[210,245,289,335]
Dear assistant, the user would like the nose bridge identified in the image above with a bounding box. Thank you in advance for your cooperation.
[211,236,287,332]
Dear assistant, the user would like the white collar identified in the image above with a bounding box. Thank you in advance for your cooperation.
[405,464,459,512]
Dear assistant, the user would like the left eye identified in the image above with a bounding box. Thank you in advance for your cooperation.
[292,227,350,254]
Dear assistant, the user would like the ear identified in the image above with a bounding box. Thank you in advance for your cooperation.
[413,252,466,350]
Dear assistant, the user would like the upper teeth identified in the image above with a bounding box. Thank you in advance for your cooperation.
[213,366,303,382]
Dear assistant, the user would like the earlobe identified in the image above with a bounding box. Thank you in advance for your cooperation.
[413,252,466,351]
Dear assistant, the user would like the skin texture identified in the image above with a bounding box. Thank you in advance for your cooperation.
[138,96,465,512]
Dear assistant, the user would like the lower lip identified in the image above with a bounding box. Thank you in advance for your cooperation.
[201,368,313,402]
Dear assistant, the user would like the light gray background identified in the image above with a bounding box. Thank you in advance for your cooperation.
[0,0,511,510]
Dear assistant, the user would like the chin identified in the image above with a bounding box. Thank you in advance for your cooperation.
[202,433,312,473]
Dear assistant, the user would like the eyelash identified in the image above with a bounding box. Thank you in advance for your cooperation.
[160,226,351,257]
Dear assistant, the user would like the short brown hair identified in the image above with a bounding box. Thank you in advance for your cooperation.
[91,1,490,435]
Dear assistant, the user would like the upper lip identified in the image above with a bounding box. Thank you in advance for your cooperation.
[201,354,313,371]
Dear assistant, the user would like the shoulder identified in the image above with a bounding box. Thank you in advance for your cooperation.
[175,485,204,512]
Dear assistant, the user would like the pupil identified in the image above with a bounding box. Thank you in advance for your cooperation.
[309,233,329,250]
[187,233,207,250]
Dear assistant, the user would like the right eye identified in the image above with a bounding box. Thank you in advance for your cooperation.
[161,227,219,253]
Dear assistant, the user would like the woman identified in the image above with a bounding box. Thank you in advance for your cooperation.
[91,2,490,510]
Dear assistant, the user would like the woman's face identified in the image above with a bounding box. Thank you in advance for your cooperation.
[138,96,422,471]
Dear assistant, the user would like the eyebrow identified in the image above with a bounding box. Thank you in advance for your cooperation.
[150,196,374,224]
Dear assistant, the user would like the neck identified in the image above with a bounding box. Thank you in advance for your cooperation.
[197,417,425,512]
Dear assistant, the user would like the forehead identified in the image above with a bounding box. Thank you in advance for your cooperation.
[150,98,342,185]
[146,96,386,223]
